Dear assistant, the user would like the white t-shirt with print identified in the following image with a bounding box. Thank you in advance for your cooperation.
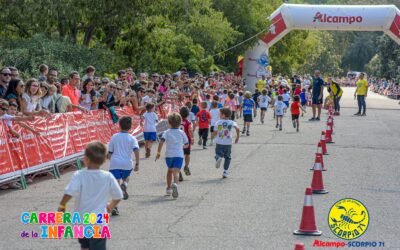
[210,108,220,126]
[258,95,270,108]
[282,93,291,102]
[141,95,152,105]
[143,111,158,132]
[161,129,189,158]
[108,132,139,170]
[274,101,287,116]
[188,112,196,123]
[214,119,238,145]
[64,169,123,216]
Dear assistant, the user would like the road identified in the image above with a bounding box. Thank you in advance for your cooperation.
[1,87,400,250]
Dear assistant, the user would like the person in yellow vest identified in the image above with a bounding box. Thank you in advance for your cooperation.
[330,80,343,115]
[256,75,266,92]
[354,73,368,116]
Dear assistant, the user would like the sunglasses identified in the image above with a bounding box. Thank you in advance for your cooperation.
[117,88,122,90]
[1,107,8,111]
[1,73,11,76]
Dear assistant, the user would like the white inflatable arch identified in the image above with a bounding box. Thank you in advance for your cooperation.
[243,4,400,90]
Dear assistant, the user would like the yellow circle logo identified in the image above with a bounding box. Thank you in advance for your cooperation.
[328,198,369,240]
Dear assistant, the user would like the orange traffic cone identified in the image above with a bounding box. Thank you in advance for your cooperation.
[319,132,328,155]
[325,128,334,144]
[311,163,329,194]
[311,153,326,171]
[294,243,305,250]
[293,188,322,236]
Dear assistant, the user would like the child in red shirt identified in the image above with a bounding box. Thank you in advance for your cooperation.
[291,95,306,132]
[196,101,211,149]
[179,106,194,181]
[294,84,302,96]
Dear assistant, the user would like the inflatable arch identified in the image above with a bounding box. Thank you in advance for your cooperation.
[243,4,400,90]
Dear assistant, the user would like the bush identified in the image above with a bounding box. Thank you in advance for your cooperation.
[0,34,126,79]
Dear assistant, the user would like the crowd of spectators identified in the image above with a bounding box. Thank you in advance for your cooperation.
[369,77,400,101]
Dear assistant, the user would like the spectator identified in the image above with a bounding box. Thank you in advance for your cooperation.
[53,83,72,113]
[62,71,81,111]
[21,78,48,116]
[82,65,96,82]
[117,70,127,82]
[4,78,24,109]
[126,68,135,84]
[99,82,116,109]
[309,70,325,121]
[47,68,58,85]
[0,67,12,97]
[80,78,97,111]
[9,67,19,80]
[38,64,49,82]
[40,82,55,112]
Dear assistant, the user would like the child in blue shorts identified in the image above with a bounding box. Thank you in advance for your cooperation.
[108,116,140,215]
[142,103,158,158]
[300,88,307,117]
[155,112,189,198]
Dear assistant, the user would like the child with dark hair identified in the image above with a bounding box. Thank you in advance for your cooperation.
[108,116,140,215]
[291,95,306,132]
[179,106,194,180]
[156,113,189,198]
[196,101,211,149]
[59,141,123,250]
[299,88,307,117]
[142,103,158,158]
[274,95,287,131]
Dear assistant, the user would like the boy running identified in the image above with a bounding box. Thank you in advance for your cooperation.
[213,108,240,178]
[142,103,158,158]
[196,101,211,149]
[258,89,271,124]
[209,101,220,146]
[291,95,306,132]
[299,88,307,117]
[179,106,194,181]
[108,116,140,215]
[274,95,287,131]
[155,113,189,198]
[241,91,256,136]
[59,141,123,250]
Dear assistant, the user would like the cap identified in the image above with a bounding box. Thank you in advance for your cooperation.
[102,77,110,83]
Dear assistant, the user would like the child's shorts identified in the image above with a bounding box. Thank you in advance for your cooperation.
[301,101,307,106]
[210,126,215,133]
[184,148,191,155]
[110,169,132,179]
[79,238,106,250]
[260,107,267,111]
[165,157,184,169]
[283,101,289,107]
[243,114,253,122]
[144,132,157,141]
[292,114,299,120]
[276,114,284,118]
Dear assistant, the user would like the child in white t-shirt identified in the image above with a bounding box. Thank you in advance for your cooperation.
[212,108,240,178]
[155,113,189,198]
[209,101,220,146]
[108,116,140,215]
[58,141,123,250]
[142,103,158,158]
[282,89,291,113]
[274,95,287,131]
[257,89,270,124]
[0,102,37,138]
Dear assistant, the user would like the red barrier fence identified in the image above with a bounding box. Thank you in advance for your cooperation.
[0,100,182,183]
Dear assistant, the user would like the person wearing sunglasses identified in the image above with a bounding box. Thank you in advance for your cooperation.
[0,67,12,98]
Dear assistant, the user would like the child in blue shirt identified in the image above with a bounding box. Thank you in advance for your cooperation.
[241,91,255,136]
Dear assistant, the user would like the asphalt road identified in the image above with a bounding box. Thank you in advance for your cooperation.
[1,87,399,250]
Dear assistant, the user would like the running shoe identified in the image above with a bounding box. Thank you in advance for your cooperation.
[184,166,191,176]
[111,207,119,216]
[171,183,178,198]
[215,157,222,169]
[316,117,320,121]
[222,171,228,179]
[279,125,282,131]
[309,117,316,121]
[166,188,172,196]
[361,113,366,116]
[246,130,250,136]
[354,113,361,116]
[292,120,296,128]
[179,172,183,182]
[275,124,279,128]
[120,183,129,200]
[198,138,202,145]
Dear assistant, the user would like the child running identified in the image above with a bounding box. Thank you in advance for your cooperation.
[196,101,211,149]
[155,113,189,198]
[241,91,255,136]
[282,89,291,112]
[258,89,271,124]
[213,108,240,178]
[274,95,287,131]
[209,101,220,146]
[299,88,307,117]
[59,141,123,250]
[179,106,194,181]
[108,116,140,215]
[291,95,306,132]
[142,103,158,158]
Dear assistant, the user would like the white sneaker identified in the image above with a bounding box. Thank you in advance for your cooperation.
[166,188,172,196]
[222,171,228,178]
[215,157,223,169]
[171,183,178,198]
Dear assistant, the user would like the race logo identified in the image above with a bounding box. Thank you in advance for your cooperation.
[328,198,369,240]
[313,12,363,24]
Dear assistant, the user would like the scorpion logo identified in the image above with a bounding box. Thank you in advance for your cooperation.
[330,205,367,230]
[328,198,369,240]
